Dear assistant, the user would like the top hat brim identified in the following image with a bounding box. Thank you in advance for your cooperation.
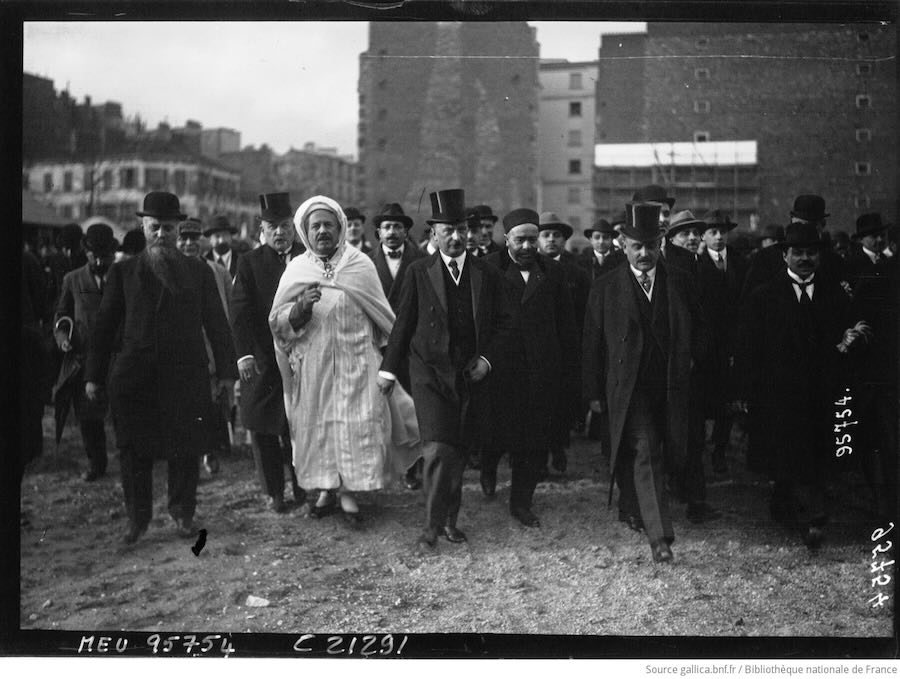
[619,224,664,242]
[426,214,467,226]
[260,210,294,223]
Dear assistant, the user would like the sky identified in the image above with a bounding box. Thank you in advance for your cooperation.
[23,21,647,159]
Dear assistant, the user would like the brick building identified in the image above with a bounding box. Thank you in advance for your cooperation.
[358,21,540,240]
[594,23,897,230]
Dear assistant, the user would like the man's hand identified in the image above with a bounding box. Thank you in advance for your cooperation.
[296,283,322,314]
[589,399,607,414]
[54,329,72,353]
[214,377,235,397]
[376,375,395,396]
[465,356,490,383]
[85,382,102,401]
[238,356,260,382]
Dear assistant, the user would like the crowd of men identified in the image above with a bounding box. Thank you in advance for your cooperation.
[19,183,898,564]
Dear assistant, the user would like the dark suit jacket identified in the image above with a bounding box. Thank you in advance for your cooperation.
[86,252,237,449]
[664,244,701,278]
[206,247,241,280]
[369,240,428,312]
[557,251,591,340]
[229,242,304,434]
[55,264,104,359]
[583,262,708,485]
[846,245,882,289]
[382,252,514,446]
[578,248,626,281]
[740,242,848,302]
[485,251,578,450]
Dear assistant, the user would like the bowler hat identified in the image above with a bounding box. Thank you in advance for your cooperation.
[538,211,573,239]
[136,191,186,220]
[781,222,825,250]
[620,203,663,242]
[632,184,675,209]
[177,217,203,237]
[666,210,706,239]
[204,214,237,238]
[760,223,784,242]
[119,229,146,255]
[343,207,365,223]
[584,219,615,238]
[469,204,499,223]
[790,195,829,222]
[502,208,540,234]
[259,192,293,223]
[426,189,467,225]
[854,212,888,239]
[83,223,117,255]
[374,203,413,230]
[701,209,738,233]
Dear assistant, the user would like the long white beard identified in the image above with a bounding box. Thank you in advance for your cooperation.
[144,242,183,294]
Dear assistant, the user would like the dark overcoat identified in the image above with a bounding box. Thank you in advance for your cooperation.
[578,248,626,281]
[381,253,514,446]
[583,262,707,487]
[369,240,427,312]
[229,242,304,435]
[206,247,241,280]
[485,251,578,450]
[85,252,237,450]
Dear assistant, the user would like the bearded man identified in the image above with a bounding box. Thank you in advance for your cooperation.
[85,192,237,545]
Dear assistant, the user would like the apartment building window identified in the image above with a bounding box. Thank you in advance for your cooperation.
[102,170,112,190]
[146,167,168,191]
[695,68,710,80]
[358,137,366,148]
[858,32,870,43]
[359,94,366,105]
[855,161,871,176]
[376,138,386,151]
[567,187,581,204]
[855,194,870,209]
[569,101,582,117]
[378,79,388,89]
[856,128,872,142]
[377,108,387,121]
[63,171,73,192]
[857,63,873,75]
[62,205,73,218]
[120,167,135,189]
[696,38,709,48]
[511,74,521,85]
[174,169,186,194]
[694,131,710,143]
[694,100,710,113]
[856,94,871,108]
[377,168,386,180]
[569,72,583,90]
[43,172,53,192]
[567,129,583,147]
[568,159,582,175]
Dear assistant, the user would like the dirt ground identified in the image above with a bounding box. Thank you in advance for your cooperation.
[18,411,895,640]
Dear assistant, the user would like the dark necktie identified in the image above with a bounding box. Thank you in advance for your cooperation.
[218,256,225,267]
[449,259,460,282]
[714,255,725,272]
[639,272,652,293]
[796,280,812,305]
[278,253,288,267]
[387,249,402,259]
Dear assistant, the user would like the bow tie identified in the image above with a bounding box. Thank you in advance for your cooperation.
[386,249,402,259]
[516,262,532,272]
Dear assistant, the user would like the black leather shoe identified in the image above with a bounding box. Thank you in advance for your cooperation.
[122,522,147,545]
[82,470,104,482]
[686,502,722,524]
[651,540,674,563]
[442,526,468,543]
[480,468,497,497]
[309,500,336,519]
[174,517,195,538]
[510,506,540,527]
[416,530,437,552]
[342,511,363,527]
[803,526,824,551]
[292,486,307,505]
[618,510,644,533]
[551,448,568,473]
[267,496,288,514]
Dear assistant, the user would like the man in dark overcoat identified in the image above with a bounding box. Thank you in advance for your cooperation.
[54,223,117,481]
[579,218,625,281]
[377,188,514,552]
[468,204,502,258]
[230,193,306,514]
[846,212,889,290]
[733,222,866,549]
[583,202,707,563]
[482,209,578,527]
[205,214,241,280]
[85,192,237,544]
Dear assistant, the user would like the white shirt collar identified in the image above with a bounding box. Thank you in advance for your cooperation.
[383,243,404,256]
[709,247,726,260]
[786,268,815,285]
[439,250,466,270]
[630,265,656,281]
[863,246,880,262]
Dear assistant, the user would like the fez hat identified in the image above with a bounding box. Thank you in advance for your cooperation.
[119,229,146,255]
[204,214,237,238]
[469,204,499,223]
[374,203,413,230]
[136,191,185,220]
[177,217,203,237]
[538,211,573,239]
[701,209,738,233]
[343,207,365,223]
[666,210,706,239]
[83,223,117,255]
[620,203,663,242]
[781,222,825,250]
[790,194,829,222]
[426,189,467,225]
[632,184,675,209]
[760,223,784,242]
[584,219,615,238]
[502,208,540,234]
[259,192,293,222]
[854,212,888,239]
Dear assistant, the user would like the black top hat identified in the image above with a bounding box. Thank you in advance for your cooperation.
[790,195,829,222]
[343,207,365,223]
[666,210,706,239]
[854,212,887,238]
[469,204,499,223]
[502,208,540,234]
[426,189,467,225]
[374,203,413,230]
[620,203,663,242]
[204,214,237,238]
[119,229,146,255]
[584,219,615,238]
[760,223,785,242]
[136,191,186,220]
[259,192,293,222]
[781,222,825,250]
[701,209,738,232]
[632,184,675,208]
[177,217,203,237]
[83,223,117,255]
[538,211,573,239]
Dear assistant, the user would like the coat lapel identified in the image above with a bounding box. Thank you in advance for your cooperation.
[521,265,544,303]
[372,246,394,297]
[427,254,447,314]
[468,255,482,332]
